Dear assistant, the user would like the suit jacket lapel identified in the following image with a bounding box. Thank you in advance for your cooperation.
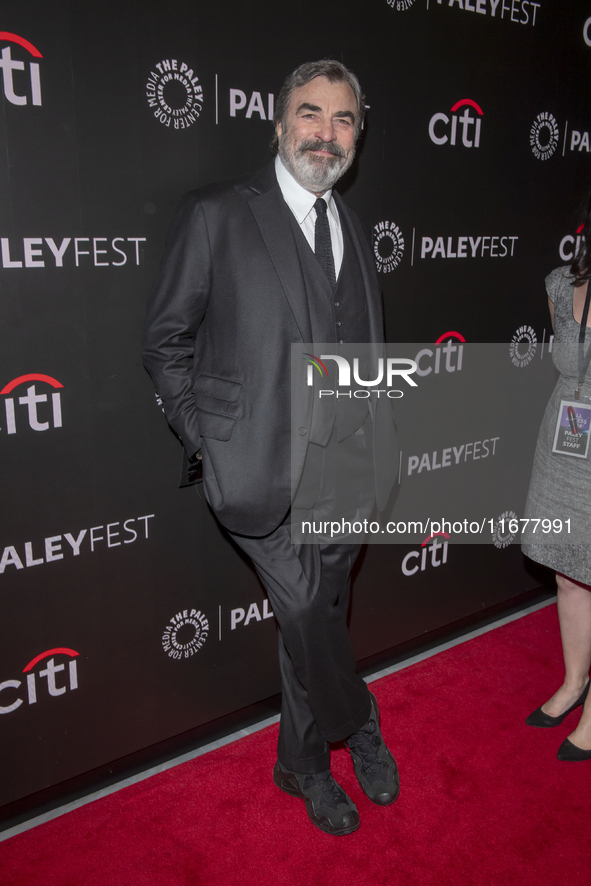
[239,164,381,346]
[241,165,313,343]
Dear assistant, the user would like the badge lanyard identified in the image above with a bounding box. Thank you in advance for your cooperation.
[576,280,591,400]
[551,281,591,459]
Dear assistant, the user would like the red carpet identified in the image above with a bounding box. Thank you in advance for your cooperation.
[1,603,590,885]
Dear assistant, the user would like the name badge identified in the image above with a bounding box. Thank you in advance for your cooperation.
[552,399,591,459]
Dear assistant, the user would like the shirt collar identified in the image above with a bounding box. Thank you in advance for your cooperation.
[275,155,340,226]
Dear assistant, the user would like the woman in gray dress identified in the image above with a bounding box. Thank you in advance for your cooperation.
[523,204,591,760]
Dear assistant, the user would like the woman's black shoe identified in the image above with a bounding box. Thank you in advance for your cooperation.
[557,737,591,761]
[525,679,590,727]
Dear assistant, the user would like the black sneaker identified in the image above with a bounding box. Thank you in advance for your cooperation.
[345,692,400,806]
[273,761,360,835]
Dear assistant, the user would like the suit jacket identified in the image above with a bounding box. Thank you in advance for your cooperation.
[142,161,397,536]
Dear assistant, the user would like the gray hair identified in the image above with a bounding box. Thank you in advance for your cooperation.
[271,59,365,154]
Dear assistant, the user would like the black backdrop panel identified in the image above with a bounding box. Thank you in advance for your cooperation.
[1,0,589,810]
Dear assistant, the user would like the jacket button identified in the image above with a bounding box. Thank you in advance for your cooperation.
[334,301,340,307]
[336,320,342,327]
[298,427,307,436]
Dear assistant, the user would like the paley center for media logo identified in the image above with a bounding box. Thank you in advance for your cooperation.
[510,326,537,367]
[0,32,42,107]
[1,373,63,436]
[0,647,79,715]
[429,98,483,148]
[509,321,555,368]
[492,509,518,548]
[530,113,591,161]
[530,112,559,160]
[146,57,204,129]
[386,0,416,10]
[162,609,209,659]
[303,353,418,399]
[373,221,404,273]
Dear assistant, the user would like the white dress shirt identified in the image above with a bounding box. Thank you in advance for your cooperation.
[274,155,344,277]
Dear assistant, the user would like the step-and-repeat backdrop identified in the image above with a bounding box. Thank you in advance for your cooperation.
[1,0,590,813]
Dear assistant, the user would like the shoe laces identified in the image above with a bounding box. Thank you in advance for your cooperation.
[347,719,388,780]
[302,770,344,810]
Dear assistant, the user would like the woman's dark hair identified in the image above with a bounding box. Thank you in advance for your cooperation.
[271,59,365,154]
[571,192,591,285]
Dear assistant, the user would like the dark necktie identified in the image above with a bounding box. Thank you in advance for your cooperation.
[314,197,337,288]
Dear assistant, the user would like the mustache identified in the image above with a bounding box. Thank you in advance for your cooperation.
[297,139,346,159]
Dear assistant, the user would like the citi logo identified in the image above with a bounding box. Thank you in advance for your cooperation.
[0,648,79,715]
[401,533,449,577]
[0,32,42,107]
[414,333,465,377]
[559,224,584,262]
[429,99,482,148]
[1,374,63,435]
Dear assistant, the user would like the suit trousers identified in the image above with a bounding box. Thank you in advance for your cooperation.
[229,527,372,774]
[228,421,376,773]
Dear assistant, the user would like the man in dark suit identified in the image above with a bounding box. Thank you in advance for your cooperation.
[143,60,399,836]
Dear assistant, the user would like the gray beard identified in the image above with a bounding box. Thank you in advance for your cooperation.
[278,135,354,193]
